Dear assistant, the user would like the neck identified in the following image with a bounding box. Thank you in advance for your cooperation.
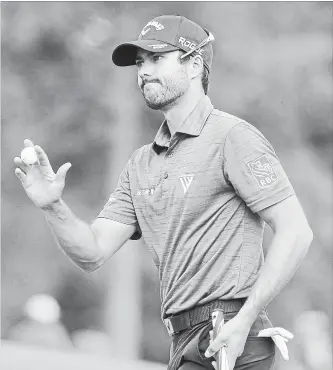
[162,88,205,136]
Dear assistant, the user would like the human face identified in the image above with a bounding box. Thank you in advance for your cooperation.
[136,49,190,110]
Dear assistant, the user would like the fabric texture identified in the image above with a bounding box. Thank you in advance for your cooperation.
[97,96,295,320]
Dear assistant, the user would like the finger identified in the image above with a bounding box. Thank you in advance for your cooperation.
[272,335,289,360]
[15,168,27,183]
[205,338,224,358]
[56,162,72,181]
[24,139,34,148]
[258,327,294,340]
[205,344,217,357]
[34,145,52,168]
[212,361,217,370]
[14,157,29,173]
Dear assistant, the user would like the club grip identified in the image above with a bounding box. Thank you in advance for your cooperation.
[212,310,229,370]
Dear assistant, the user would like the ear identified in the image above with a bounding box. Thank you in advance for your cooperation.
[189,55,204,79]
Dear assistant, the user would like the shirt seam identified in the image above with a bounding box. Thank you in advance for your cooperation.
[235,208,245,292]
[176,17,182,47]
[249,189,295,213]
[220,121,245,180]
[97,214,138,226]
[210,110,244,122]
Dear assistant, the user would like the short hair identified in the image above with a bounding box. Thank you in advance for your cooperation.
[178,52,210,95]
[201,66,209,95]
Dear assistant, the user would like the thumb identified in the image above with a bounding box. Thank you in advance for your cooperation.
[56,162,72,181]
[205,338,223,358]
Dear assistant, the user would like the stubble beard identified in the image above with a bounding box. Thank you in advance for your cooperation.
[143,86,183,111]
[141,73,189,111]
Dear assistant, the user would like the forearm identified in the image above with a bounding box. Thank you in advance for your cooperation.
[41,198,102,272]
[238,227,313,324]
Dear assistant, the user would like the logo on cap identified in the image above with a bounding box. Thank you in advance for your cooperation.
[140,20,164,37]
[147,44,168,49]
[178,37,204,56]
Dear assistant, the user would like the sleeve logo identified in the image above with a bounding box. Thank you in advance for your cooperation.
[247,154,278,188]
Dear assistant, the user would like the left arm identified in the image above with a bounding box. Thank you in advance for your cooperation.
[205,122,313,364]
[237,194,313,325]
[205,195,313,363]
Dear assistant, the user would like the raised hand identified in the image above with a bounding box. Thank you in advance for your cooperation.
[14,139,72,208]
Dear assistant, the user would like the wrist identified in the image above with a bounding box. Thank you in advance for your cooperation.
[40,198,62,212]
[236,304,260,327]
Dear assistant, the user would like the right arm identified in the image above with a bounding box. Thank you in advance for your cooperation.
[41,199,136,272]
[14,139,136,273]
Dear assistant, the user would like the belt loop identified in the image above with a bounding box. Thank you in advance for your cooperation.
[164,318,175,336]
[207,305,212,321]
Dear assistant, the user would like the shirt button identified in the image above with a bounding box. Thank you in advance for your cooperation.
[164,172,168,179]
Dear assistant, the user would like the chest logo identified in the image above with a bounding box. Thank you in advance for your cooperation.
[137,188,155,196]
[179,174,195,194]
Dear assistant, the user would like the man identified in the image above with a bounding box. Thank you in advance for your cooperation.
[15,15,312,370]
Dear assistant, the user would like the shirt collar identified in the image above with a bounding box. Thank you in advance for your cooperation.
[153,95,214,149]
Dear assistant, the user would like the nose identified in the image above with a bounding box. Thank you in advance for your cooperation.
[138,60,154,79]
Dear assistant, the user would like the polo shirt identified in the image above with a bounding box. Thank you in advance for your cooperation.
[98,95,295,320]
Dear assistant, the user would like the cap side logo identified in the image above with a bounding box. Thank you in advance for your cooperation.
[178,37,204,56]
[140,21,164,37]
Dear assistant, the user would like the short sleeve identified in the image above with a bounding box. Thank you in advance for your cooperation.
[223,122,295,213]
[97,160,141,240]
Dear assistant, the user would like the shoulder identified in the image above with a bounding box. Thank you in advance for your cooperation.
[206,108,263,139]
[205,108,273,153]
[127,144,152,169]
[130,144,151,159]
[209,108,244,124]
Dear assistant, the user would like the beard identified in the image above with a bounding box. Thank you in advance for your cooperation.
[140,71,189,111]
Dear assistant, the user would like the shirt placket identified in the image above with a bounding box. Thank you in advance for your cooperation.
[161,135,179,198]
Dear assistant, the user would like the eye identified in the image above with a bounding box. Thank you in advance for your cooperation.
[152,55,163,62]
[135,60,143,67]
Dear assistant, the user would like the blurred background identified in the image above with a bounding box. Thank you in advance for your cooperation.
[1,2,332,369]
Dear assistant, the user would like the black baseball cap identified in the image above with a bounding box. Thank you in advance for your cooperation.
[112,15,214,72]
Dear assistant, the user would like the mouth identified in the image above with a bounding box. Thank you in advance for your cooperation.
[141,80,160,90]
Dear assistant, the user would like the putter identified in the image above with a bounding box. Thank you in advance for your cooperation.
[212,310,230,370]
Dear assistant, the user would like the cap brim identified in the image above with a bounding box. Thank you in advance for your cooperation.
[112,40,179,67]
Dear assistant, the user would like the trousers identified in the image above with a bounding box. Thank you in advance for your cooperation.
[168,309,275,370]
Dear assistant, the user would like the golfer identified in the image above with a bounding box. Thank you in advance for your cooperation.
[14,15,312,370]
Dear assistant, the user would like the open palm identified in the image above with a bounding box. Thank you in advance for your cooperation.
[14,139,71,208]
